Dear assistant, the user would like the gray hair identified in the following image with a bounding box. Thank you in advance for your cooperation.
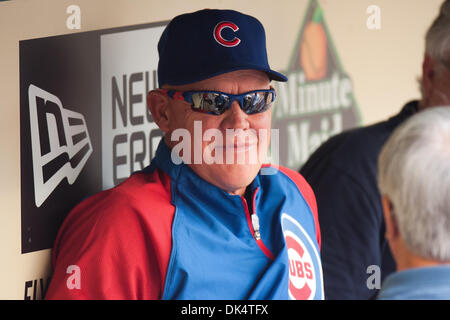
[378,107,450,262]
[426,0,450,63]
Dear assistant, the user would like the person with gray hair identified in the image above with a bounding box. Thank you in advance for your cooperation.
[300,0,450,299]
[377,107,450,299]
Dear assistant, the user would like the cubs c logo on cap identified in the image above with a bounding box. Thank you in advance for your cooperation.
[281,213,324,300]
[213,21,241,47]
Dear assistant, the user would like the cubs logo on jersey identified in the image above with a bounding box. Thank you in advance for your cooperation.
[281,213,324,300]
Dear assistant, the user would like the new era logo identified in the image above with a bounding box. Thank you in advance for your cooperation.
[28,85,93,207]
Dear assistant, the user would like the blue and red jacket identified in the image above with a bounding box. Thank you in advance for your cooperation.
[46,139,323,300]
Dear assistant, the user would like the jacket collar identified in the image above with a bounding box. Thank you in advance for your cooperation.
[387,100,419,129]
[149,138,261,207]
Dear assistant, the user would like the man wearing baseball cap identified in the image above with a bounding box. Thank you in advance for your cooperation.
[46,9,323,300]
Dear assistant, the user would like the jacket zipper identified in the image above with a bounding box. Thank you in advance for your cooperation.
[241,187,275,260]
[251,214,261,240]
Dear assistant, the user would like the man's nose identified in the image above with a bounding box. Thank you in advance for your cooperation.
[221,101,250,130]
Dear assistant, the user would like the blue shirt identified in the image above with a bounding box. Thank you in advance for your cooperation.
[377,265,450,300]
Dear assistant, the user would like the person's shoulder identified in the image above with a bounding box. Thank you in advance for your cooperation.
[262,165,316,211]
[269,165,311,191]
[113,167,173,207]
[301,119,394,176]
[75,167,172,218]
[54,168,174,247]
[322,121,391,160]
[262,165,321,247]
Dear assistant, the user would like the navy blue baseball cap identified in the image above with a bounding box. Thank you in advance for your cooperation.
[157,9,288,87]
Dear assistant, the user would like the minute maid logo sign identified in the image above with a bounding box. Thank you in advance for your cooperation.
[272,0,361,169]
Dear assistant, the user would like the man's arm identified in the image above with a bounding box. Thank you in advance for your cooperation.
[45,188,171,300]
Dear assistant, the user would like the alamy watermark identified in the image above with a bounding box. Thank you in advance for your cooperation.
[366,265,381,290]
[66,265,81,290]
[366,5,381,30]
[170,121,280,175]
[66,5,81,30]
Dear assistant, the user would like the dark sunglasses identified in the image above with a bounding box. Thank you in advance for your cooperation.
[157,88,276,115]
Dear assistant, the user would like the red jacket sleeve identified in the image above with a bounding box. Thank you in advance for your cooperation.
[45,171,174,300]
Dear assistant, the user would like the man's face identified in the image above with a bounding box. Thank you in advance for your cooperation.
[164,69,272,196]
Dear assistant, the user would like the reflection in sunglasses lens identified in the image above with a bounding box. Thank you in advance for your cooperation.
[190,91,273,115]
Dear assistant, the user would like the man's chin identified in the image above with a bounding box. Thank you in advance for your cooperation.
[191,163,262,195]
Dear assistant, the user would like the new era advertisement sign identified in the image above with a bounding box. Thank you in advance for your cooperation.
[101,27,164,190]
[20,22,166,253]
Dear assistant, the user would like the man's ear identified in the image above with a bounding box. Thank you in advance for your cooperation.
[147,90,170,133]
[422,54,435,103]
[381,195,400,241]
